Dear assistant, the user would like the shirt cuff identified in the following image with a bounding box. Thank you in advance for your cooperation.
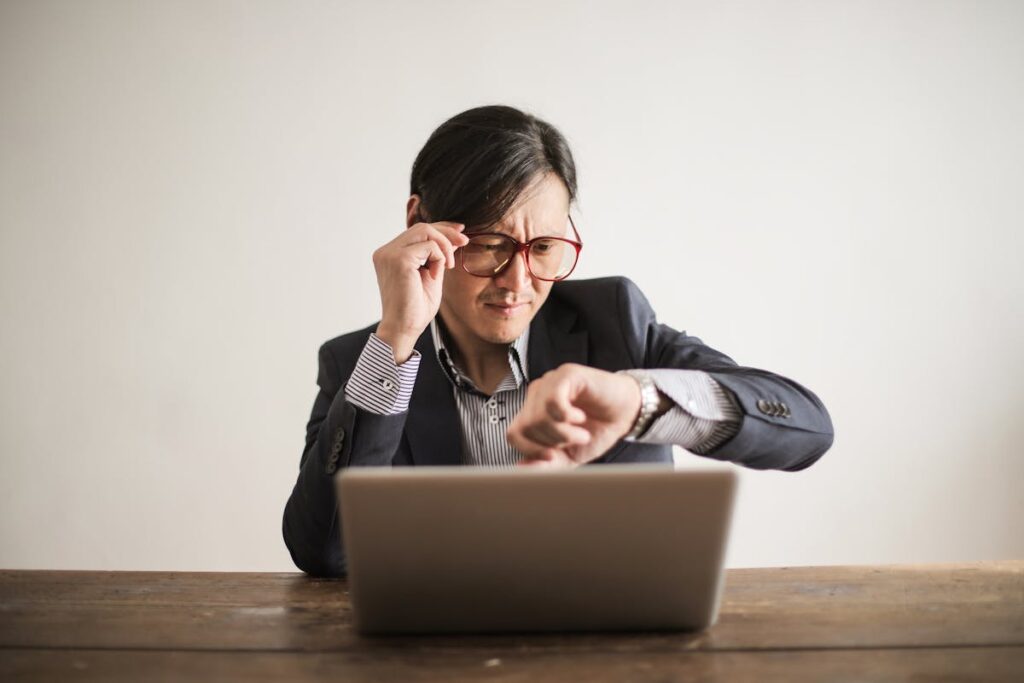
[634,369,742,453]
[343,333,421,415]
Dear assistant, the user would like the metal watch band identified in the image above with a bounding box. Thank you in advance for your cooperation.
[622,370,660,441]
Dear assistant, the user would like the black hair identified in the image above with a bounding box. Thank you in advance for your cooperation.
[409,105,577,231]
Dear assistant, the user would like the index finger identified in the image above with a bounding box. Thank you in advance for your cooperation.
[430,222,470,241]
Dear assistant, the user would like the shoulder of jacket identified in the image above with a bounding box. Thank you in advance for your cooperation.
[550,275,642,305]
[550,276,652,317]
[318,322,379,364]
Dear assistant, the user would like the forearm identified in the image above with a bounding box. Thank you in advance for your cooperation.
[282,336,417,577]
[634,367,832,471]
[634,369,742,453]
[283,398,412,577]
[699,367,834,471]
[282,418,346,577]
[616,276,834,471]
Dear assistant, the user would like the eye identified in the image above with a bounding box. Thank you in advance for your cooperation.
[465,235,513,257]
[530,239,560,255]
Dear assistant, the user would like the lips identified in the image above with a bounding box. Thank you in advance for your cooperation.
[484,302,529,316]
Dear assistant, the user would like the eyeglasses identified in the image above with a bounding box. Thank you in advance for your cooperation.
[459,216,583,281]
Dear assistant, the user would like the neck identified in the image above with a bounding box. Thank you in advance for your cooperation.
[437,312,513,395]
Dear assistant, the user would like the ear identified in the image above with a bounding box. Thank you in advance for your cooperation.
[406,195,422,229]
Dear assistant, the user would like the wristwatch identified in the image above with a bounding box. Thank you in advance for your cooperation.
[621,369,660,441]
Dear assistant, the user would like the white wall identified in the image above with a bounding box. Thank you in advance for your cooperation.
[1,0,1021,571]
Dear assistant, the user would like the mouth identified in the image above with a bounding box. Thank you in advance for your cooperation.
[483,302,530,317]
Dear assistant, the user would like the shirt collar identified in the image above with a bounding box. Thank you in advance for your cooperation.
[430,316,530,393]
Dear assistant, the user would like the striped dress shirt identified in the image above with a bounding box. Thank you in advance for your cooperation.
[344,319,742,467]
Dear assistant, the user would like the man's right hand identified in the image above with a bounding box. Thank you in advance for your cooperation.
[372,221,469,363]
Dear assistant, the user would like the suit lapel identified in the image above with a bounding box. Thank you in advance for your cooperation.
[530,292,628,465]
[405,328,463,466]
[405,292,590,467]
[528,293,589,378]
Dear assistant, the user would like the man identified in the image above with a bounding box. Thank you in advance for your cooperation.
[283,105,834,577]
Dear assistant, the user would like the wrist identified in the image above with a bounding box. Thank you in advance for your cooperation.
[374,323,418,364]
[619,370,661,441]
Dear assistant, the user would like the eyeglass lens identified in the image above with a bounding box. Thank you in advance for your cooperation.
[461,234,578,280]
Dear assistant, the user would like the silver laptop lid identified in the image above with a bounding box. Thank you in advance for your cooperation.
[338,463,737,635]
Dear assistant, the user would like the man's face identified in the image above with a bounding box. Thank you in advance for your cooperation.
[438,172,572,350]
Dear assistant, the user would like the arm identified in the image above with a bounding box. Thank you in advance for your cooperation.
[281,334,417,577]
[622,277,833,471]
[282,217,469,577]
[507,277,834,471]
[632,369,742,453]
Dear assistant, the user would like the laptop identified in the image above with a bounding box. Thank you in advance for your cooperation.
[337,463,737,635]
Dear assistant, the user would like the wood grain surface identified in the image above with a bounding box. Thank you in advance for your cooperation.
[1,562,1022,681]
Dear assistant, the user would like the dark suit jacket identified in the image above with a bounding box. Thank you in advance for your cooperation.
[282,277,834,576]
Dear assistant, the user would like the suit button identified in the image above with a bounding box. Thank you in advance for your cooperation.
[325,462,337,475]
[780,403,790,417]
[329,450,339,463]
[757,399,772,415]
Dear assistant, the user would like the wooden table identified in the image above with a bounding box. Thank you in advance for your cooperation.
[1,563,1022,681]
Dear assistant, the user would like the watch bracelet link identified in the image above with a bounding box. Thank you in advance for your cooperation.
[621,369,660,441]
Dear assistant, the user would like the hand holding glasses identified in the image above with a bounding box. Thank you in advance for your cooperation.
[373,214,582,364]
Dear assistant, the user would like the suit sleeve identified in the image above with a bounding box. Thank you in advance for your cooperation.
[281,337,412,577]
[633,368,742,451]
[618,278,834,471]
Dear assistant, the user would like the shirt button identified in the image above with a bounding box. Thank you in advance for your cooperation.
[380,379,395,391]
[488,414,500,425]
[486,398,498,409]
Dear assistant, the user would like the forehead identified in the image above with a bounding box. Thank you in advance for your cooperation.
[487,174,571,238]
[486,216,570,240]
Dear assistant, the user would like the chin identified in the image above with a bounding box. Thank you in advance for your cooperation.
[478,320,528,345]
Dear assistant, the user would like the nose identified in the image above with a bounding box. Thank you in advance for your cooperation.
[493,248,532,291]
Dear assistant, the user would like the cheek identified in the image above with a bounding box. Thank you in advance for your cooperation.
[531,281,553,308]
[442,268,486,310]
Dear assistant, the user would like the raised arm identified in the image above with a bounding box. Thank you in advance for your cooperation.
[282,219,469,576]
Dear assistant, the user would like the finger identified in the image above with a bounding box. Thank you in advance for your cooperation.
[424,246,445,281]
[409,222,470,255]
[523,421,592,448]
[412,220,464,233]
[545,389,586,424]
[406,240,445,269]
[431,222,469,240]
[402,223,458,256]
[517,456,556,469]
[506,423,528,453]
[431,224,471,257]
[507,422,550,457]
[420,225,461,269]
[518,451,574,469]
[517,449,557,466]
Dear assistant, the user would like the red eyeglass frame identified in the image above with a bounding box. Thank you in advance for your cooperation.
[458,215,584,282]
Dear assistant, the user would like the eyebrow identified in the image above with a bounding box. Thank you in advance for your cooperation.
[477,222,563,237]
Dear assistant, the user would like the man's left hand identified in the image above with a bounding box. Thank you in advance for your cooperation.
[506,363,642,468]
